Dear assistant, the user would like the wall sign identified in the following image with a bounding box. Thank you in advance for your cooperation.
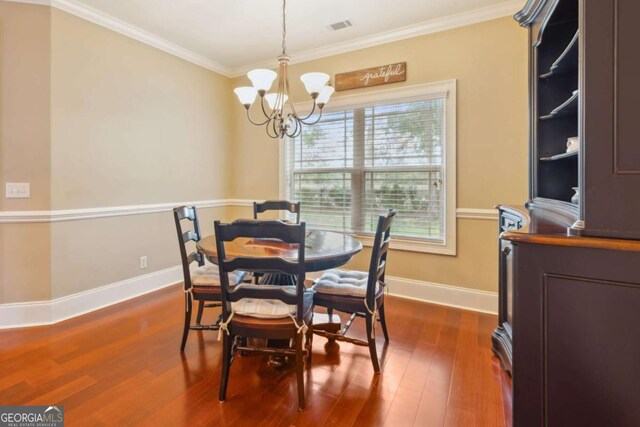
[334,62,406,91]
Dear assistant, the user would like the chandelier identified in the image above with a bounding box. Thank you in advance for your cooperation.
[233,0,334,139]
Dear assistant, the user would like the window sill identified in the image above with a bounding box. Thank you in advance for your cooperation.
[354,234,456,256]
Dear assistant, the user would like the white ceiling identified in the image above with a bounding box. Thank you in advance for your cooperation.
[55,0,521,76]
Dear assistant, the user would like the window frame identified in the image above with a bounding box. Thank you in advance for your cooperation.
[279,80,457,255]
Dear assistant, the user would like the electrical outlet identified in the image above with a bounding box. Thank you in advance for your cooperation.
[140,256,148,269]
[6,183,30,198]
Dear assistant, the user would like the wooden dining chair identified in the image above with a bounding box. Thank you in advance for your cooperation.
[214,219,313,410]
[312,210,396,373]
[251,200,301,283]
[173,206,245,351]
[253,200,301,224]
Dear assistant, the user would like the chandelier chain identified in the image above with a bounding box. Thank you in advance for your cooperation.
[281,0,287,54]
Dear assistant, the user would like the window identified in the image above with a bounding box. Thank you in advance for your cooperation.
[281,81,456,254]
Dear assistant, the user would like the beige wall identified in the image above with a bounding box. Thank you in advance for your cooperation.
[47,10,235,299]
[0,2,51,212]
[50,9,235,209]
[0,2,51,303]
[1,6,527,305]
[230,17,529,292]
[0,4,234,303]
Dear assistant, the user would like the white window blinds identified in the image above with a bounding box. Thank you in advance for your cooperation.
[284,95,447,242]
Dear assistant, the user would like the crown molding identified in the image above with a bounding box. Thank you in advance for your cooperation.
[229,0,522,77]
[9,0,520,79]
[51,0,232,76]
[7,0,232,77]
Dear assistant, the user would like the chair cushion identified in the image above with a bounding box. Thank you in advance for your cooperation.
[191,265,244,287]
[231,285,311,319]
[312,269,378,297]
[232,299,296,319]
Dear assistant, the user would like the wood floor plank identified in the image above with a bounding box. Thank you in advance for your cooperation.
[0,285,511,426]
[413,308,462,427]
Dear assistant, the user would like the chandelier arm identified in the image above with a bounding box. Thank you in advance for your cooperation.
[286,116,300,138]
[272,114,283,138]
[265,118,280,139]
[260,96,274,120]
[246,107,270,126]
[297,102,318,122]
[300,107,324,125]
[287,119,303,139]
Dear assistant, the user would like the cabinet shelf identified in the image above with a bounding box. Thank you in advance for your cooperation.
[540,151,578,161]
[540,30,579,79]
[540,90,578,120]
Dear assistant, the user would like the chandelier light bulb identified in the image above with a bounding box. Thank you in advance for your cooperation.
[247,69,278,94]
[234,87,258,107]
[300,72,330,96]
[265,93,288,111]
[316,86,335,107]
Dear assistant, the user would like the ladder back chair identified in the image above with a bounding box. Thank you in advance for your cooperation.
[214,219,313,410]
[173,206,244,351]
[251,200,301,283]
[253,200,301,224]
[312,210,396,372]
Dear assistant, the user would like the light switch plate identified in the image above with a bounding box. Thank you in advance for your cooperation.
[6,183,30,198]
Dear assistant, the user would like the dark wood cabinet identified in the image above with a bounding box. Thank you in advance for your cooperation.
[582,0,640,239]
[491,207,523,375]
[494,0,640,424]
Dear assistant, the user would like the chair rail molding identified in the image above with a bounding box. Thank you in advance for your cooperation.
[0,199,233,223]
[456,208,499,220]
[0,200,497,223]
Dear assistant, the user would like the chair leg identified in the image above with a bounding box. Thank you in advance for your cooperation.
[219,333,233,402]
[326,308,336,343]
[379,303,390,342]
[295,333,306,410]
[180,303,192,352]
[306,324,313,365]
[195,300,205,325]
[365,313,381,373]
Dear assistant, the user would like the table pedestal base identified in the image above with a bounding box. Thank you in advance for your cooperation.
[312,312,341,334]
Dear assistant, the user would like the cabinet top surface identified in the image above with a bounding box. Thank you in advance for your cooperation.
[499,200,640,252]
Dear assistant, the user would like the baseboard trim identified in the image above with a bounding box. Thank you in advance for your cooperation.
[385,275,498,314]
[0,266,182,329]
[0,268,496,329]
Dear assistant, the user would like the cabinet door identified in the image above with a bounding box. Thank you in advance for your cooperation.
[513,243,640,426]
[582,0,640,239]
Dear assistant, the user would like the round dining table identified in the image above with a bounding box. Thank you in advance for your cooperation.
[197,229,361,365]
[196,229,363,274]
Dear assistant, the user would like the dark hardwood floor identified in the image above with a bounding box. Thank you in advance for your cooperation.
[0,285,512,426]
